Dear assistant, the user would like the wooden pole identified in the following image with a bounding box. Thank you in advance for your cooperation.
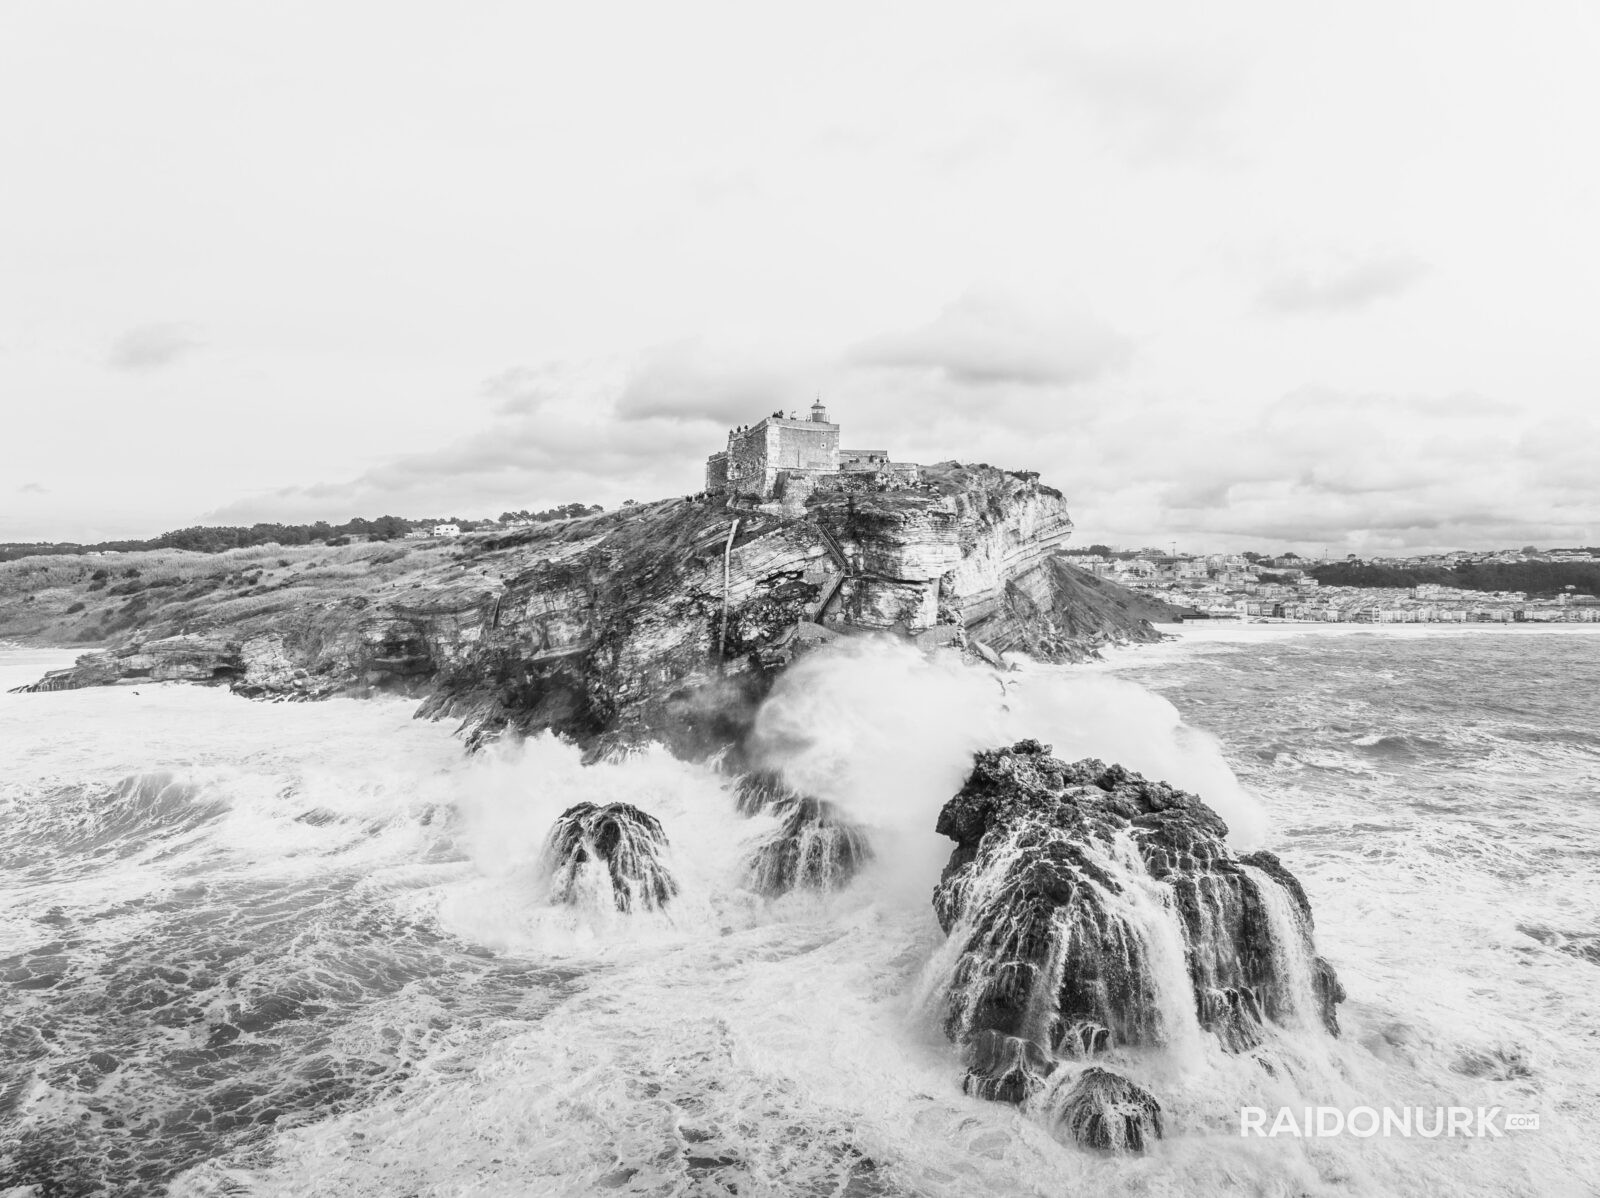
[719,518,741,660]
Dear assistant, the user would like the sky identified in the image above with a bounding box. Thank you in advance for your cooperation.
[3,1,1598,555]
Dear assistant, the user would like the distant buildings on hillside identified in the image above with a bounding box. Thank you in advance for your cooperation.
[1071,546,1600,623]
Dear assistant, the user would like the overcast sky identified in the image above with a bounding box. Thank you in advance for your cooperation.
[4,1,1598,554]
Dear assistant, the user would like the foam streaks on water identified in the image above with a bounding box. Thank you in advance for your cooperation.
[2,635,1598,1195]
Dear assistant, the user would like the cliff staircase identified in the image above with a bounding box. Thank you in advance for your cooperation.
[810,572,846,622]
[809,521,854,624]
[815,523,851,573]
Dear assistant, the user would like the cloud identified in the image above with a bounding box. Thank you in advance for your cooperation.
[613,341,809,424]
[480,364,573,416]
[18,482,47,494]
[1258,254,1429,315]
[1068,386,1600,553]
[847,292,1128,388]
[202,301,1125,527]
[1027,38,1245,165]
[193,334,1593,559]
[106,322,205,371]
[204,360,717,524]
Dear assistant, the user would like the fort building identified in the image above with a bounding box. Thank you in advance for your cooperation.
[705,399,918,505]
[705,397,838,499]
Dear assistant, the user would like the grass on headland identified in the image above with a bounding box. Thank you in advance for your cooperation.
[0,539,460,647]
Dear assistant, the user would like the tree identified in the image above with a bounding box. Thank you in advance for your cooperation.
[368,515,412,541]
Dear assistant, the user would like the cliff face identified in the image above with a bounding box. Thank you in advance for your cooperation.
[14,465,1174,756]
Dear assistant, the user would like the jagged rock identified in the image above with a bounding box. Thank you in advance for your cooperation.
[734,772,872,896]
[934,740,1343,1081]
[1238,848,1346,1035]
[1044,1067,1163,1154]
[733,769,798,817]
[543,802,678,913]
[969,639,1004,668]
[14,634,245,692]
[745,798,872,897]
[962,1029,1056,1103]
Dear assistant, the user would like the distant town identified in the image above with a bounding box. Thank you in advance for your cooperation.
[1073,545,1600,623]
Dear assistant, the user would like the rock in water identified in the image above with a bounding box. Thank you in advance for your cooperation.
[1044,1067,1163,1154]
[961,1029,1056,1103]
[733,770,797,817]
[735,772,873,896]
[543,802,678,912]
[746,800,873,896]
[933,740,1343,1117]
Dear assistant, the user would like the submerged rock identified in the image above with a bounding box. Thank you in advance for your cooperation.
[735,771,872,896]
[1043,1067,1163,1154]
[934,740,1344,1140]
[543,802,678,912]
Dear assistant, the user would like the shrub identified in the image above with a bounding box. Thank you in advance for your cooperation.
[65,601,85,613]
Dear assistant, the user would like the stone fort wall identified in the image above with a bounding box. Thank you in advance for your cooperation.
[706,413,925,503]
[705,452,729,493]
[720,417,838,498]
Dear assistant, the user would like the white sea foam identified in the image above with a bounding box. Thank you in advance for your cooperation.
[748,637,1269,851]
[3,637,1595,1197]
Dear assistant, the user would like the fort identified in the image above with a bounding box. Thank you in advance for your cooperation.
[705,398,919,507]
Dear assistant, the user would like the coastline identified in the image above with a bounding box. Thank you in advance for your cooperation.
[0,645,101,693]
[1089,617,1600,669]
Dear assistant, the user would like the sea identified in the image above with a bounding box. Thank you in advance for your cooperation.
[1,626,1596,1197]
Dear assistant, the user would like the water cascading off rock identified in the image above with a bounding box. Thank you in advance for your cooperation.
[932,740,1345,1152]
[542,802,678,912]
[735,771,873,897]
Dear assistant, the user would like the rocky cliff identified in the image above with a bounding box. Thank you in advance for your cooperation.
[13,464,1176,757]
